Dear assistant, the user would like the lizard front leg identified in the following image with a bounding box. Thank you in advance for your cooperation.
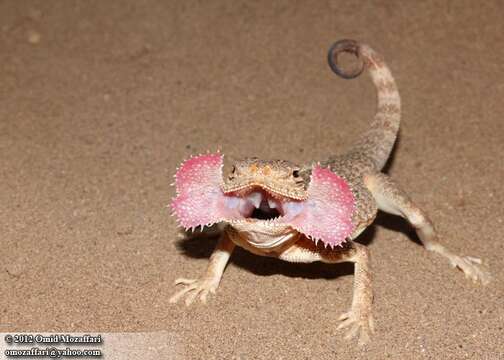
[170,232,235,306]
[279,240,374,346]
[365,173,490,284]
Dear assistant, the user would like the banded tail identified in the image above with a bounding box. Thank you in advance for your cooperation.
[328,39,401,170]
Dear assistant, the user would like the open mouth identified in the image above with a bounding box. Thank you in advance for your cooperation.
[224,188,305,222]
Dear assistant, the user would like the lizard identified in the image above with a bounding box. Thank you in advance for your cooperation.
[168,39,490,345]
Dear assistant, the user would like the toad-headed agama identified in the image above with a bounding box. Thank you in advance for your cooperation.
[169,39,490,345]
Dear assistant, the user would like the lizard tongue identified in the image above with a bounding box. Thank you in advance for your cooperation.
[285,165,355,247]
[171,153,242,229]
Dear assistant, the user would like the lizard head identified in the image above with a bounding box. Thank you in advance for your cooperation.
[221,157,308,200]
[171,153,355,247]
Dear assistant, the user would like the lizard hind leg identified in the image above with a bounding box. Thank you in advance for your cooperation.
[365,173,491,285]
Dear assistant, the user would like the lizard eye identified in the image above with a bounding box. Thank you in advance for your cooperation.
[292,170,300,178]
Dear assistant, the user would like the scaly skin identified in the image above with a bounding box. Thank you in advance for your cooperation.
[170,39,490,345]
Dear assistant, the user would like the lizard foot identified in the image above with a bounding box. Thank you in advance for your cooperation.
[337,308,374,346]
[169,277,218,306]
[448,255,491,285]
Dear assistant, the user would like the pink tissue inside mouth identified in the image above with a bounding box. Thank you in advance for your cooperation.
[171,154,355,246]
[171,153,242,229]
[287,166,355,247]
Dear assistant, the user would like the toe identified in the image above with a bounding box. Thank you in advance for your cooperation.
[337,317,354,330]
[357,330,371,347]
[169,285,196,304]
[466,256,482,264]
[338,311,352,321]
[200,289,210,304]
[369,315,375,333]
[185,287,202,306]
[344,324,359,340]
[174,278,197,285]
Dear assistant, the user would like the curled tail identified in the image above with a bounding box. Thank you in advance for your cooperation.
[328,39,401,170]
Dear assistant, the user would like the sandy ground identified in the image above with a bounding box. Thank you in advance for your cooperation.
[1,1,503,359]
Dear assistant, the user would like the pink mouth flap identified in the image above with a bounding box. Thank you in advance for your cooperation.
[287,165,355,247]
[171,153,241,229]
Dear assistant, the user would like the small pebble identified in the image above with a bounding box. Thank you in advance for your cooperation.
[27,30,41,44]
[28,8,42,21]
[5,262,25,277]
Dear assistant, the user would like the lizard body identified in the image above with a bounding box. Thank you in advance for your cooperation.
[169,40,490,345]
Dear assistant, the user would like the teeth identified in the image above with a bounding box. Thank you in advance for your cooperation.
[247,192,262,208]
[267,198,278,209]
